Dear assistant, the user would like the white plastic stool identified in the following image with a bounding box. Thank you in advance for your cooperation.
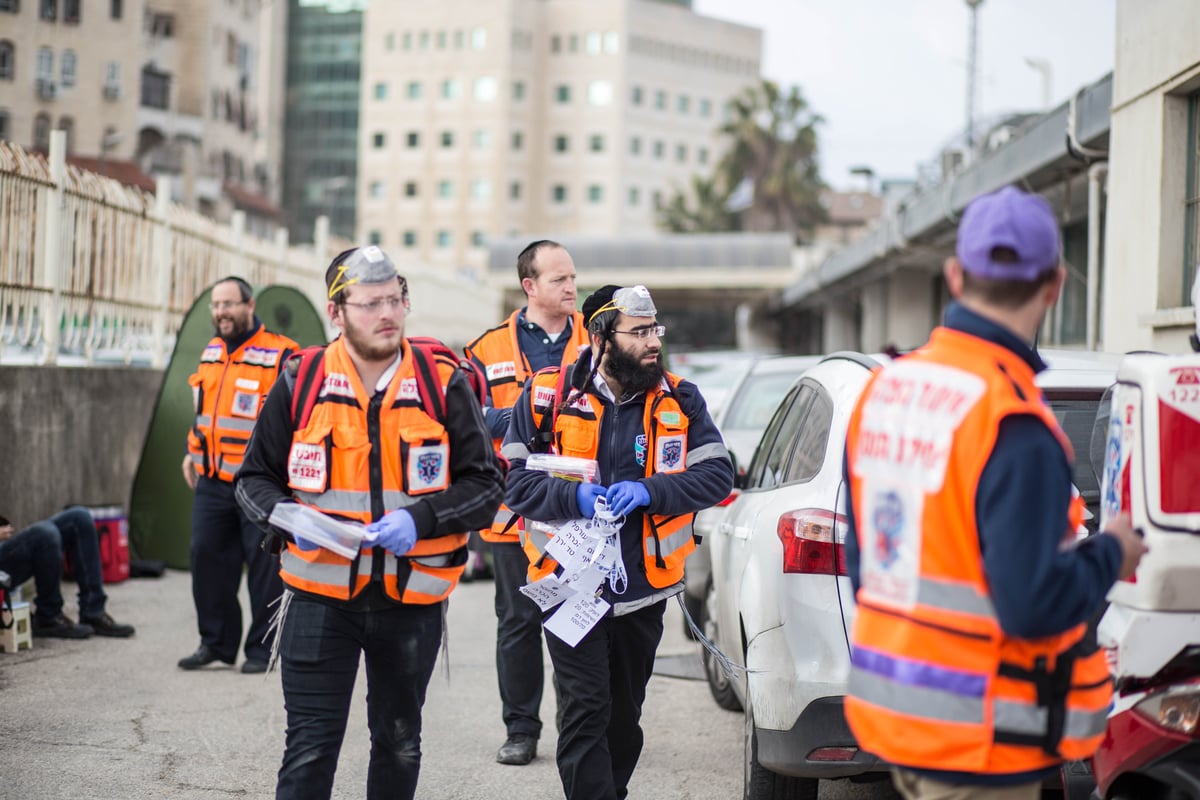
[1,601,33,653]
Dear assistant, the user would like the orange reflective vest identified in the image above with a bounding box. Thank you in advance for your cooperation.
[464,309,587,542]
[187,325,297,483]
[520,367,696,587]
[280,337,469,605]
[844,327,1111,775]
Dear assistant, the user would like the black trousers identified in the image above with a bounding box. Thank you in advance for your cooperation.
[190,475,282,662]
[546,600,666,800]
[493,541,546,739]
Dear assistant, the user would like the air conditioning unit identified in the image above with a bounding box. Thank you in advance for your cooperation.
[36,79,58,100]
[103,83,122,101]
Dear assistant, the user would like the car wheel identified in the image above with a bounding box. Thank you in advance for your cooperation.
[744,699,819,800]
[702,580,742,711]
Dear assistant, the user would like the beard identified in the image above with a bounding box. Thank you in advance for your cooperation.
[604,339,664,396]
[341,310,403,362]
[213,311,253,342]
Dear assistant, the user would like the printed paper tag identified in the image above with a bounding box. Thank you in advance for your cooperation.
[545,593,611,647]
[288,442,326,491]
[519,575,575,611]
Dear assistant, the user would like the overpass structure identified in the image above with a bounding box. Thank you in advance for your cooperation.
[487,233,817,351]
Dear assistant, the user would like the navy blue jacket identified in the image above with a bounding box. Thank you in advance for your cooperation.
[844,302,1121,786]
[504,352,733,608]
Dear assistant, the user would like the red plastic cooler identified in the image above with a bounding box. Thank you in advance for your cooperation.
[62,505,131,585]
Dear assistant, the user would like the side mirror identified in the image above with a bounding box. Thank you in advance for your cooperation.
[728,449,748,491]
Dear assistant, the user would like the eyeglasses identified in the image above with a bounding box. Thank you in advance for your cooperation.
[209,300,246,311]
[612,325,665,340]
[342,296,406,314]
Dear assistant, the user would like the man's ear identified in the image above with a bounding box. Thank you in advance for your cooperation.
[943,257,965,299]
[521,276,536,296]
[327,301,342,327]
[1044,265,1067,306]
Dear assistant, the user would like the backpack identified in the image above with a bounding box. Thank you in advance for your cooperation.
[288,336,488,429]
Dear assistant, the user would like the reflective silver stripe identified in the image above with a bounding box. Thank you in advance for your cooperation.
[848,665,985,725]
[686,442,729,467]
[295,489,371,512]
[918,577,997,620]
[359,553,375,572]
[412,553,454,567]
[526,526,552,556]
[281,550,354,585]
[217,416,257,432]
[219,455,242,476]
[190,453,204,467]
[501,442,530,460]
[648,522,694,559]
[195,414,212,428]
[994,700,1108,740]
[295,491,420,513]
[405,569,453,597]
[494,507,517,527]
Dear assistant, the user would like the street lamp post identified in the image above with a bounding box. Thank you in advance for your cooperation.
[964,0,985,151]
[1025,57,1053,111]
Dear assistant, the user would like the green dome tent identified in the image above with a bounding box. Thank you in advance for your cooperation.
[128,284,327,569]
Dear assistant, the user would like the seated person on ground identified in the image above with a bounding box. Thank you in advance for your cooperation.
[0,507,135,639]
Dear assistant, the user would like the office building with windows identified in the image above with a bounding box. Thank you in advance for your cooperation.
[355,0,761,270]
[280,0,365,243]
[0,0,285,234]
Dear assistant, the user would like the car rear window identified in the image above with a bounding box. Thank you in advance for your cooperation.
[723,372,801,432]
[1046,394,1105,531]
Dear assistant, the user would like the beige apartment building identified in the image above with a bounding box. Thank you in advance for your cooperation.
[0,0,285,234]
[356,0,762,272]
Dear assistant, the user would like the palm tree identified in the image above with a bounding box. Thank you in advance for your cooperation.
[657,174,738,234]
[716,79,827,243]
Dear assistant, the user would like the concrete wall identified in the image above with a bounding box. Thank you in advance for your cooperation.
[0,367,162,530]
[1105,0,1200,352]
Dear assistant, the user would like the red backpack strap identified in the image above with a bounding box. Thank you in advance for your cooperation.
[407,338,448,423]
[287,346,327,430]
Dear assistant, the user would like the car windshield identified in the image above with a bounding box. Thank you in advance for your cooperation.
[722,371,802,432]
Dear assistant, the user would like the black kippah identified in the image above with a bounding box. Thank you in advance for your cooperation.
[581,284,621,325]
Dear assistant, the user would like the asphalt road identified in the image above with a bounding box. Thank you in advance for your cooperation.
[0,568,896,799]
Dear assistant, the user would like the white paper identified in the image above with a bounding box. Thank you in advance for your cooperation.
[545,593,611,647]
[519,575,576,611]
[268,503,366,558]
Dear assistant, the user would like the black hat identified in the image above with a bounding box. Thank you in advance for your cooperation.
[581,285,621,327]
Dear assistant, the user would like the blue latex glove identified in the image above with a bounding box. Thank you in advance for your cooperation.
[290,532,321,552]
[576,482,607,519]
[366,509,418,555]
[606,481,650,517]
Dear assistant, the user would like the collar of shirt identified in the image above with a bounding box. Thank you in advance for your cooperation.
[517,308,573,338]
[375,350,403,394]
[221,316,263,353]
[943,301,1047,374]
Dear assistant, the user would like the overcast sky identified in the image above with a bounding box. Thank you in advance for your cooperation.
[692,0,1116,190]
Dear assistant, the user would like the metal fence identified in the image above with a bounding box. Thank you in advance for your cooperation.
[0,131,500,366]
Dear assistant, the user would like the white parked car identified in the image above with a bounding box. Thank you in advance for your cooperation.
[705,349,1123,800]
[684,355,821,644]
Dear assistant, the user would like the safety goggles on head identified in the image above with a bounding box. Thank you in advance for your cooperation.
[587,284,658,325]
[327,246,404,299]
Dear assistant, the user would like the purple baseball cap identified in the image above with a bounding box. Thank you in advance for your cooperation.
[956,186,1060,281]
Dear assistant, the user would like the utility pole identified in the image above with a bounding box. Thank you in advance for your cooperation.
[965,0,984,151]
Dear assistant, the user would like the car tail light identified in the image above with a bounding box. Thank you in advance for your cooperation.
[777,508,847,575]
[1133,681,1200,736]
[715,489,740,508]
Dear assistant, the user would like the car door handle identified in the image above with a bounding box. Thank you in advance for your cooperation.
[732,525,752,540]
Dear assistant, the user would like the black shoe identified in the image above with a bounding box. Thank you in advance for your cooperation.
[496,734,537,765]
[240,658,269,674]
[32,614,93,639]
[80,612,135,638]
[177,644,234,670]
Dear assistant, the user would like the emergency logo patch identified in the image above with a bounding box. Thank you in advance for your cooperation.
[232,390,259,418]
[398,377,420,402]
[634,434,647,467]
[408,444,449,493]
[655,434,686,473]
[871,490,904,569]
[201,344,223,363]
